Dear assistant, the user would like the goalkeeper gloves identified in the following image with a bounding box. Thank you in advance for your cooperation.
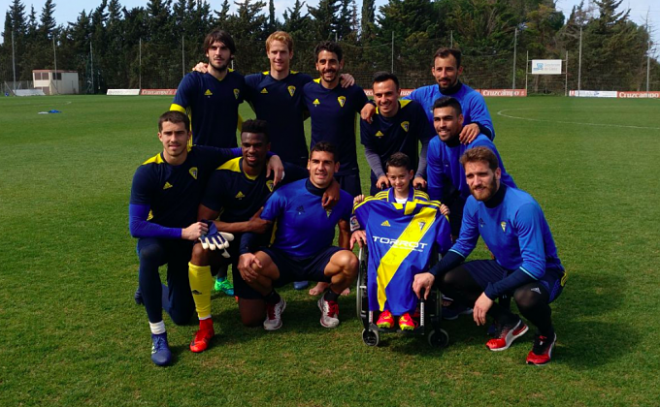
[199,220,234,258]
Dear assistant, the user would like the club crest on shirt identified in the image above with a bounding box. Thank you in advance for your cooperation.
[189,167,198,179]
[326,208,333,217]
[418,221,426,231]
[233,89,240,99]
[500,221,507,232]
[401,121,410,132]
[296,205,305,215]
[337,96,346,107]
[479,218,485,228]
[266,180,274,192]
[288,86,296,97]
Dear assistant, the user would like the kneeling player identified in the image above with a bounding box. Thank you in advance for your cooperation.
[413,147,566,365]
[237,142,358,330]
[351,152,452,330]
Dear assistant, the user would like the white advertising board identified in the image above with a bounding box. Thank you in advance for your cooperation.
[107,89,141,96]
[569,90,618,98]
[531,59,562,75]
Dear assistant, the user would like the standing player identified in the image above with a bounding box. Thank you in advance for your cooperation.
[362,48,495,144]
[428,96,515,240]
[171,30,244,148]
[360,72,434,195]
[128,111,283,366]
[237,142,358,330]
[303,41,369,197]
[413,147,566,365]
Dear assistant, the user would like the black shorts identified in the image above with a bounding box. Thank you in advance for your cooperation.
[262,246,346,287]
[463,260,566,303]
[335,169,361,197]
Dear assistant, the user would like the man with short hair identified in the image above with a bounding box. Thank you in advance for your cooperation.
[428,96,515,239]
[360,72,434,195]
[171,29,244,148]
[362,48,495,144]
[413,147,566,365]
[237,142,358,330]
[128,111,283,366]
[303,41,369,197]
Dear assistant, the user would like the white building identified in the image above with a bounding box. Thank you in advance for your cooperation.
[32,70,79,95]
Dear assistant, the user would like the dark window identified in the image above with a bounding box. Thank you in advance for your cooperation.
[34,72,42,80]
[54,72,62,80]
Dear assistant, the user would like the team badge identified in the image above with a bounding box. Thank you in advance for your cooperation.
[375,131,384,138]
[266,180,274,192]
[163,182,173,190]
[204,89,213,96]
[401,121,410,132]
[337,96,346,107]
[479,218,485,228]
[381,220,391,227]
[189,167,198,179]
[350,215,360,232]
[296,205,305,215]
[233,89,240,99]
[312,98,320,106]
[500,221,507,232]
[418,221,426,231]
[326,209,333,218]
[235,191,245,200]
[288,86,296,96]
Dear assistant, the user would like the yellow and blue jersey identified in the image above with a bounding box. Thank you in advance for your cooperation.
[171,70,245,148]
[360,100,434,174]
[302,80,369,175]
[260,179,353,257]
[451,185,564,280]
[201,158,308,223]
[427,134,516,202]
[130,146,240,229]
[354,198,452,314]
[244,71,313,166]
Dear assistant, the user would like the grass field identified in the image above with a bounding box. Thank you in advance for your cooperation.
[1,95,659,406]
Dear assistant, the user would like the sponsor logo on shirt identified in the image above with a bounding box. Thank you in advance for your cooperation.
[372,236,429,252]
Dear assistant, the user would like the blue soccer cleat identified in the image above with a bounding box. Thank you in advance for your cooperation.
[151,333,172,366]
[293,281,309,290]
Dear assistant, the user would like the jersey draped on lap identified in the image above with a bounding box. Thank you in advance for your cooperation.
[244,71,312,166]
[360,100,434,174]
[260,179,353,258]
[171,70,245,148]
[354,198,452,315]
[302,80,368,175]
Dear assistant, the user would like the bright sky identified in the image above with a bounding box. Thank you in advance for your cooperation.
[1,0,658,47]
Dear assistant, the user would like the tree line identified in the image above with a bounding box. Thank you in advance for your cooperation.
[1,0,657,93]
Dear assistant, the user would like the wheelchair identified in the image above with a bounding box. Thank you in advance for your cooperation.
[356,245,449,348]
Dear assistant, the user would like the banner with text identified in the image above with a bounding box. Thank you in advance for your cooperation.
[532,59,563,75]
[141,89,177,96]
[107,89,140,96]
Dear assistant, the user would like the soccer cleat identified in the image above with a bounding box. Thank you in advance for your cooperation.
[399,312,418,331]
[264,298,286,331]
[214,277,235,296]
[317,296,340,328]
[189,319,215,353]
[293,281,309,290]
[526,333,557,365]
[150,333,172,366]
[486,319,529,351]
[442,304,473,321]
[376,310,394,329]
[134,287,144,306]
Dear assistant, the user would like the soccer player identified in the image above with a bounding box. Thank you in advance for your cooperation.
[362,48,495,144]
[428,96,516,239]
[237,142,358,330]
[360,72,434,196]
[351,152,452,331]
[129,111,283,366]
[412,147,567,365]
[187,120,339,351]
[303,41,369,197]
[171,30,245,148]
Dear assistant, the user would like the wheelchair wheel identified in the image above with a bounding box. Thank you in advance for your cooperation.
[362,329,380,347]
[428,329,449,348]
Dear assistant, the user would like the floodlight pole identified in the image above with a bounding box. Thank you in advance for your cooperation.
[139,38,142,89]
[391,31,394,73]
[565,51,568,97]
[12,30,16,91]
[525,50,529,94]
[512,28,518,89]
[53,36,58,94]
[182,36,185,78]
[450,31,453,48]
[578,27,582,92]
[90,41,94,94]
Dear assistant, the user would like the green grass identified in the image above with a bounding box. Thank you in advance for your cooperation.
[1,95,659,406]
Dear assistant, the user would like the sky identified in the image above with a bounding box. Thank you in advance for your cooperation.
[0,0,658,46]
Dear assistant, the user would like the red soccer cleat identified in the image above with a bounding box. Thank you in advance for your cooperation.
[376,310,394,329]
[190,318,215,353]
[486,320,528,351]
[526,333,557,365]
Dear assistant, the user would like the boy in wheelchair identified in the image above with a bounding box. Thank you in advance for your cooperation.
[351,153,451,331]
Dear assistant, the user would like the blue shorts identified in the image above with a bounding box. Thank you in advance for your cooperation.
[463,260,566,303]
[262,246,345,287]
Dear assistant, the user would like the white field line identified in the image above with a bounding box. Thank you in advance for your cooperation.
[496,109,660,131]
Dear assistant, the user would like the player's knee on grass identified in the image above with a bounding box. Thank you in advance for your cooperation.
[139,241,166,265]
[238,298,266,327]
